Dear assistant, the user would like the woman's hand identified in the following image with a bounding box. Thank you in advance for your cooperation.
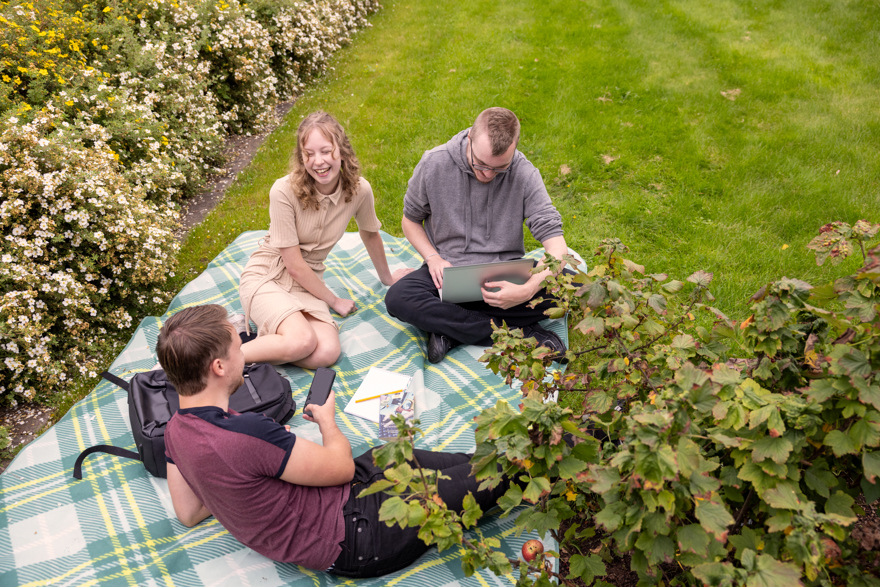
[331,297,357,317]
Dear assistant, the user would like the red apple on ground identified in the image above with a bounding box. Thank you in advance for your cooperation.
[521,539,544,562]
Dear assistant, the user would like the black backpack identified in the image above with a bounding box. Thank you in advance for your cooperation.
[73,363,296,479]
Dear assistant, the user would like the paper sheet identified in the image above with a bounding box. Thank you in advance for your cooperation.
[343,367,412,423]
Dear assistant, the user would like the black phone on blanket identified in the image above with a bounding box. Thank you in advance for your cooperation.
[303,367,336,418]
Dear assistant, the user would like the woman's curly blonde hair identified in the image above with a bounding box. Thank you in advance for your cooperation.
[288,111,361,210]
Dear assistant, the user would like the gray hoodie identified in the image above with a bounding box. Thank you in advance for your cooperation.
[402,129,564,267]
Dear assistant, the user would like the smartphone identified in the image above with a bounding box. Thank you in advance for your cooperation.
[303,367,336,418]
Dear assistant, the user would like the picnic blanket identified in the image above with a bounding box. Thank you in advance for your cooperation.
[0,231,582,587]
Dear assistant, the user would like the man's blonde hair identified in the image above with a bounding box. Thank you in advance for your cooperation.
[471,107,520,156]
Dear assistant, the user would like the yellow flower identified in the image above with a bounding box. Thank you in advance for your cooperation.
[522,459,533,469]
[565,488,577,501]
[37,68,48,76]
[65,100,74,106]
[17,66,28,73]
[1,75,9,82]
[103,6,112,12]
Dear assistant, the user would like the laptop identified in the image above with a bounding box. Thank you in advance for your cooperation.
[439,259,535,304]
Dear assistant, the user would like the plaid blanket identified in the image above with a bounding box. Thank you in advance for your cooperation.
[0,231,580,586]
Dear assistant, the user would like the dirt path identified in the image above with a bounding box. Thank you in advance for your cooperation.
[0,101,295,473]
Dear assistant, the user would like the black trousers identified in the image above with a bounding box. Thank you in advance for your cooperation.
[384,263,562,346]
[329,448,509,578]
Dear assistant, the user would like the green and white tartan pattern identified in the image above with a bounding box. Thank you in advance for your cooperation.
[0,231,582,586]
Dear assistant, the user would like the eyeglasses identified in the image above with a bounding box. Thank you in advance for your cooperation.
[468,138,512,174]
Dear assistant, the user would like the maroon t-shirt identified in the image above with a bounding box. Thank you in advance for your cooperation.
[165,407,350,569]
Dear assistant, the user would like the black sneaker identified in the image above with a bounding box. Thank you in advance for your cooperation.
[522,323,567,362]
[427,332,460,364]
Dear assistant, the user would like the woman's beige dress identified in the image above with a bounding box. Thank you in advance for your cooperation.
[239,176,381,335]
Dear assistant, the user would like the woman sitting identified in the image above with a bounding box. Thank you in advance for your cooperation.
[238,111,411,367]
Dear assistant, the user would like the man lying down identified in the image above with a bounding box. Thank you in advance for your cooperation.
[157,304,512,578]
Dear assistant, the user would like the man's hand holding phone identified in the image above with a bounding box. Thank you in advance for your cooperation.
[303,367,337,427]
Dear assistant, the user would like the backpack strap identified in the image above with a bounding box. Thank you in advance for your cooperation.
[243,373,261,403]
[73,445,140,480]
[101,371,130,392]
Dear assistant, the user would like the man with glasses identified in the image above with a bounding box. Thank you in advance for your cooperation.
[385,108,569,363]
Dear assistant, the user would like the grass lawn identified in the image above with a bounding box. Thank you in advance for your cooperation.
[171,0,880,320]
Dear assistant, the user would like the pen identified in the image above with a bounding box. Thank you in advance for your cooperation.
[356,389,404,403]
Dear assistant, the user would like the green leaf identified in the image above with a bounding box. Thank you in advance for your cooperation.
[751,436,793,465]
[567,554,606,583]
[522,476,552,503]
[711,364,743,387]
[865,450,880,484]
[585,465,620,494]
[461,493,482,528]
[737,461,778,493]
[695,495,734,541]
[745,554,803,587]
[804,460,837,498]
[856,381,880,411]
[824,429,859,456]
[692,562,739,587]
[677,524,710,556]
[575,315,605,337]
[557,455,587,480]
[763,483,804,511]
[804,378,837,402]
[587,281,607,309]
[647,293,667,314]
[378,496,409,526]
[635,533,675,565]
[687,270,714,288]
[407,501,427,527]
[824,491,856,521]
[595,500,626,532]
[662,280,684,293]
[850,412,880,449]
[672,334,696,350]
[357,478,397,497]
[497,484,523,513]
[836,348,872,377]
[765,510,792,533]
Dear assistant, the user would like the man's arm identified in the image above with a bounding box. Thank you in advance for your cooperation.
[481,235,568,310]
[401,216,451,289]
[167,463,212,527]
[280,389,355,486]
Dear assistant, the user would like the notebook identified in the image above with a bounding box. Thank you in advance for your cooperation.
[343,367,412,423]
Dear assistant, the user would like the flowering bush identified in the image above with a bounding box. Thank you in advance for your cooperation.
[0,109,178,400]
[0,0,380,404]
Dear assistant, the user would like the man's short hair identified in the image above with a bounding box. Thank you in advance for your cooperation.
[471,108,520,156]
[156,305,232,397]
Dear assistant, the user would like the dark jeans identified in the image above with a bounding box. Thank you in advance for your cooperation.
[384,263,563,346]
[329,448,509,578]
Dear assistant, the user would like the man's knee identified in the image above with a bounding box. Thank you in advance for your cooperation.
[385,279,414,320]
